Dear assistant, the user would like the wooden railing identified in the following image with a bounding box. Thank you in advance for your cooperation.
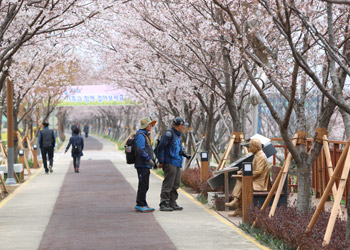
[270,138,349,205]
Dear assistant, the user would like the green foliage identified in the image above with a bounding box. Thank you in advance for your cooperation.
[196,194,208,204]
[154,169,164,177]
[239,223,292,250]
[27,158,34,168]
[330,196,346,205]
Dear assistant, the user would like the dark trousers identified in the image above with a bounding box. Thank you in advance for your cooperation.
[41,147,54,172]
[85,132,88,138]
[160,164,181,205]
[73,157,81,169]
[136,167,150,206]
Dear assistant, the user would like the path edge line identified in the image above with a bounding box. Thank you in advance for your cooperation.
[113,141,268,249]
[150,169,269,250]
[0,167,43,209]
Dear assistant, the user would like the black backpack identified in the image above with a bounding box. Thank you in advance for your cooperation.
[125,132,147,164]
[72,137,81,154]
[154,130,174,161]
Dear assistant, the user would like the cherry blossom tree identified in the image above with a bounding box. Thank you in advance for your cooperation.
[0,0,118,93]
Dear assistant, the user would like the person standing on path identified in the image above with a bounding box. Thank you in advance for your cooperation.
[157,117,191,212]
[65,127,84,173]
[83,124,89,138]
[134,117,157,213]
[71,123,77,134]
[38,121,56,174]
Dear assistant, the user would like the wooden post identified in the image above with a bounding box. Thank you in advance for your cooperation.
[323,144,350,245]
[0,141,7,165]
[22,137,32,174]
[242,162,253,223]
[200,152,209,182]
[0,173,8,193]
[210,144,221,164]
[322,135,342,218]
[224,171,229,211]
[306,139,350,233]
[17,134,31,173]
[185,135,204,169]
[216,133,236,171]
[32,144,39,169]
[269,135,298,217]
[18,150,25,182]
[184,129,191,167]
[13,170,19,183]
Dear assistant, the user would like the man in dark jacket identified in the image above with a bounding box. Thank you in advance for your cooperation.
[71,123,77,134]
[65,127,84,173]
[38,122,56,174]
[83,124,89,138]
[134,117,157,213]
[157,117,190,211]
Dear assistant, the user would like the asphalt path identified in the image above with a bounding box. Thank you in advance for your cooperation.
[0,134,266,250]
[38,159,175,250]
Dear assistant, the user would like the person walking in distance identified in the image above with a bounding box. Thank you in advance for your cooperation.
[157,117,191,212]
[71,122,77,134]
[83,124,89,138]
[134,117,157,213]
[38,121,56,174]
[65,127,84,173]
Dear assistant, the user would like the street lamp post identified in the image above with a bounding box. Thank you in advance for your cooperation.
[5,77,17,185]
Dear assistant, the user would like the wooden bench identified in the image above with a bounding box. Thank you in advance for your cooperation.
[253,165,288,207]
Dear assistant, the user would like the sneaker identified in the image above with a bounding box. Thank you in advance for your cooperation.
[134,205,153,213]
[45,171,49,174]
[159,202,173,212]
[170,203,183,211]
[147,206,155,212]
[49,166,53,173]
[76,168,79,173]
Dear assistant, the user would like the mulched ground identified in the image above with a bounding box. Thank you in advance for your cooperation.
[38,159,176,250]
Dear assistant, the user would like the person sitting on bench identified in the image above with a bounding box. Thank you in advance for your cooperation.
[225,138,271,217]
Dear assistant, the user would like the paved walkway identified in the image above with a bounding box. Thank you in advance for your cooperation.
[0,135,266,250]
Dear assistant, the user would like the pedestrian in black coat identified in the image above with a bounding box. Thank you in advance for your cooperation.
[65,127,84,173]
[38,121,56,174]
[83,124,89,138]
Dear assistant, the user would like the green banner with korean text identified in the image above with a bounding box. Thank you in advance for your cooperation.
[58,85,136,106]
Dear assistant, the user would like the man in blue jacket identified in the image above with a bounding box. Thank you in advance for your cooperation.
[157,117,190,212]
[134,117,157,213]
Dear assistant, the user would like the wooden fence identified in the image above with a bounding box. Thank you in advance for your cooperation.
[270,138,349,205]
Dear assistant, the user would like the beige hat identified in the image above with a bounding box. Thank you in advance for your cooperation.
[139,117,157,129]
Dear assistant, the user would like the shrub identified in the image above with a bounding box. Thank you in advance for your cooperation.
[181,167,201,192]
[245,205,350,250]
[181,167,215,196]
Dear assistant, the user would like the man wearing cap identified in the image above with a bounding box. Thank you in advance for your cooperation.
[134,117,157,212]
[38,121,56,174]
[157,117,191,212]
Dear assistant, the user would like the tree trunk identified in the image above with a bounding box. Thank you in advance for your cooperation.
[0,84,6,140]
[297,149,313,212]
